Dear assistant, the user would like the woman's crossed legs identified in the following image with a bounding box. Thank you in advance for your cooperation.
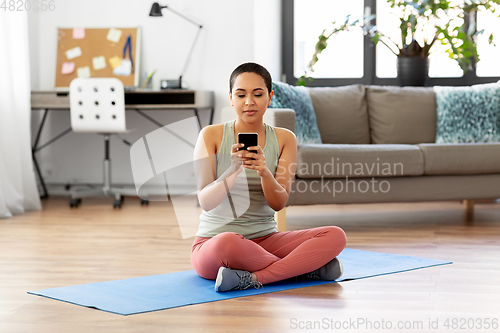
[191,226,347,285]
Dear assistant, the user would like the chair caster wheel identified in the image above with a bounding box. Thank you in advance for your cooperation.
[113,199,122,209]
[140,199,149,206]
[69,198,81,208]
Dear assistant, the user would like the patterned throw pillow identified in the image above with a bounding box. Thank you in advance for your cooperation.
[270,81,322,144]
[434,82,500,143]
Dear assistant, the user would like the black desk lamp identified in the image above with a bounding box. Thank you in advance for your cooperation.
[149,2,203,89]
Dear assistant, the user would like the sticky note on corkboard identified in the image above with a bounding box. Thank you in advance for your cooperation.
[55,27,140,88]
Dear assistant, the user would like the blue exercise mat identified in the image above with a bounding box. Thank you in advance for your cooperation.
[28,248,451,315]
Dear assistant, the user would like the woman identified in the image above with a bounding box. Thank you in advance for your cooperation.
[191,62,347,292]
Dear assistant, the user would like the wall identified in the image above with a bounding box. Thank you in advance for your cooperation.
[29,0,281,194]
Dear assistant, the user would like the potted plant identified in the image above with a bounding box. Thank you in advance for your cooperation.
[298,0,499,87]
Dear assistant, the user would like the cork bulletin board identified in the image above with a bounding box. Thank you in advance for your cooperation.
[55,27,141,88]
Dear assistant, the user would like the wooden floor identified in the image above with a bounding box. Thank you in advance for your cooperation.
[1,197,499,333]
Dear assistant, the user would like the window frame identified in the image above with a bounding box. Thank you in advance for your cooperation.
[282,0,500,86]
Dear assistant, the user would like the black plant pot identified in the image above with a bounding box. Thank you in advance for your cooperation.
[397,57,429,87]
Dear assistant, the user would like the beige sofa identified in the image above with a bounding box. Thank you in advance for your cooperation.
[220,85,500,230]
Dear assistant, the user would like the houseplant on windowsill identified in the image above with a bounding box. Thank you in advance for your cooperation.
[299,0,499,87]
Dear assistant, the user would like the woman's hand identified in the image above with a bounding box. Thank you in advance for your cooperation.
[229,143,244,176]
[238,145,271,178]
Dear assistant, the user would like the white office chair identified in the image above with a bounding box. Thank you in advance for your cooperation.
[68,77,148,208]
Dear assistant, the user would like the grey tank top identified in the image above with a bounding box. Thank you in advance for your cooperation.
[196,119,280,239]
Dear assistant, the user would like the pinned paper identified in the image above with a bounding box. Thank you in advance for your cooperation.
[113,59,132,76]
[77,66,91,78]
[66,46,82,60]
[61,62,75,74]
[108,56,122,69]
[92,56,106,70]
[72,28,85,39]
[106,28,122,43]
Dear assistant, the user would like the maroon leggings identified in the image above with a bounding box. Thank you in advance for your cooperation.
[190,226,347,285]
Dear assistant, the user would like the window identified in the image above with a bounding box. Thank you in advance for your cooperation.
[476,4,500,77]
[283,0,500,86]
[294,0,364,79]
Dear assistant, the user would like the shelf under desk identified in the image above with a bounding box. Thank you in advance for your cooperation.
[31,89,215,199]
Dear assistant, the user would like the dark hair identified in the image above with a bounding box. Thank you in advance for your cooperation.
[229,62,272,95]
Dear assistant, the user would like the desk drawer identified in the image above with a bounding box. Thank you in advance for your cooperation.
[31,91,70,109]
[31,90,214,110]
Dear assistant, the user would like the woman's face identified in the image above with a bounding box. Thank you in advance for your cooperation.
[229,72,273,124]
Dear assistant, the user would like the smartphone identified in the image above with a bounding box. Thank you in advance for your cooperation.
[237,133,258,154]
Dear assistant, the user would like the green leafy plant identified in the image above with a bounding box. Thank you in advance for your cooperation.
[299,0,500,86]
[372,0,499,71]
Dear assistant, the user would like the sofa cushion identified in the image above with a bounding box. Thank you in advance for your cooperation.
[296,144,424,178]
[366,86,437,144]
[417,143,500,175]
[270,81,322,144]
[307,85,370,144]
[434,81,500,143]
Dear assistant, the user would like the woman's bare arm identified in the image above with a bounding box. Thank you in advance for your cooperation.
[194,126,244,212]
[260,129,297,211]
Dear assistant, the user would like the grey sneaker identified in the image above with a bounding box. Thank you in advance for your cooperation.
[214,267,263,292]
[298,257,343,281]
